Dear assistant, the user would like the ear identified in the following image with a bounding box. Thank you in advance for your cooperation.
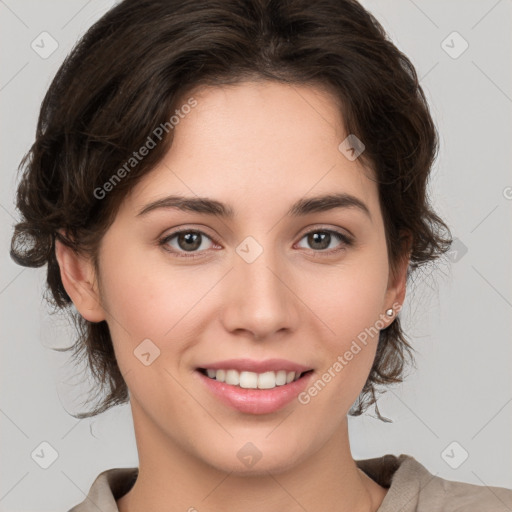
[55,231,106,323]
[383,231,412,322]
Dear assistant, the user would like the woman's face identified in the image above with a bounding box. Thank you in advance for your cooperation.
[85,80,406,474]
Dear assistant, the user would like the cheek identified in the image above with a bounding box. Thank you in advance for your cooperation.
[300,255,389,396]
[97,245,208,362]
[100,234,190,317]
[97,251,208,406]
[310,257,389,342]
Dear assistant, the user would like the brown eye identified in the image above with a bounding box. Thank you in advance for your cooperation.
[296,229,353,253]
[159,230,216,258]
[175,232,202,251]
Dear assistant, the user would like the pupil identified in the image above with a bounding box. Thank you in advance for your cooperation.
[179,232,201,251]
[310,232,329,250]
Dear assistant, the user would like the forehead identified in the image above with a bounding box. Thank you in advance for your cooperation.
[122,80,379,221]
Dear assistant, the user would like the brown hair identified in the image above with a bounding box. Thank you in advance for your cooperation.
[10,0,452,420]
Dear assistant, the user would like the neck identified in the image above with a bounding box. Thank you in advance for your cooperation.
[117,401,387,512]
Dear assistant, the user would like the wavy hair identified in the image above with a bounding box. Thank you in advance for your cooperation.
[11,0,453,420]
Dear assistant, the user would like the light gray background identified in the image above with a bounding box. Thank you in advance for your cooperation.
[1,1,511,511]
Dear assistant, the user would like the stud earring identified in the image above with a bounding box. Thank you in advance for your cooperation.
[385,308,394,317]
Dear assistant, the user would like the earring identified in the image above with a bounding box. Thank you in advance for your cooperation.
[385,308,394,317]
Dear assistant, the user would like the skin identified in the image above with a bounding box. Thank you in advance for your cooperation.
[56,80,409,512]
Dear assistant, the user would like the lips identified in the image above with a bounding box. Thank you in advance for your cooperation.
[195,366,315,414]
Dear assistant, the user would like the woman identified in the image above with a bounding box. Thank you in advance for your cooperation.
[10,0,512,511]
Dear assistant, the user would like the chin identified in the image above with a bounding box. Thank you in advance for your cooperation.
[199,437,311,476]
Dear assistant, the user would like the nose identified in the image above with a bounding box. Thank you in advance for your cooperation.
[220,243,299,341]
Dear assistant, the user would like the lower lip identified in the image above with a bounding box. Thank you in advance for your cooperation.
[196,370,314,415]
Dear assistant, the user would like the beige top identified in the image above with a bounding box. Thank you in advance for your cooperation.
[68,453,512,512]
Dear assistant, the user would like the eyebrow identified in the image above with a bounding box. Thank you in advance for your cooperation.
[136,192,372,221]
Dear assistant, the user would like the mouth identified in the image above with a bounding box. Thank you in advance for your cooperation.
[195,367,315,414]
[196,367,314,390]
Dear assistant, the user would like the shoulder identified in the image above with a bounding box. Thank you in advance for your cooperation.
[356,453,512,512]
[67,467,138,512]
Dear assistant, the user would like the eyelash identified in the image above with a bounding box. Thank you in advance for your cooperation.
[158,227,354,259]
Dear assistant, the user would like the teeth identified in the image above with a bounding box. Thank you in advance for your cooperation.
[225,369,240,386]
[203,369,305,389]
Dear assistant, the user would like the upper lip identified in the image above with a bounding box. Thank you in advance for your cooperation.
[197,358,313,374]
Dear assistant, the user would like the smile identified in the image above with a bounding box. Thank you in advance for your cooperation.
[198,368,313,390]
[195,367,315,415]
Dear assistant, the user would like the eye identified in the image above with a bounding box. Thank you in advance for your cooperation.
[159,229,217,258]
[296,228,353,254]
[159,226,353,259]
